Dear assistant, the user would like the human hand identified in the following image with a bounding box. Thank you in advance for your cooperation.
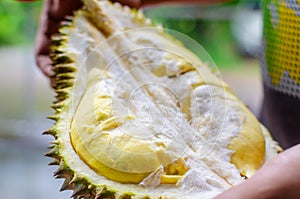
[35,0,140,86]
[214,144,300,199]
[35,0,83,86]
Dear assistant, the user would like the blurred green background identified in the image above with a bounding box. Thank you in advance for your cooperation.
[0,1,262,199]
[0,0,41,45]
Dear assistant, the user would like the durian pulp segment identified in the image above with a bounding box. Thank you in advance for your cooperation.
[67,0,266,189]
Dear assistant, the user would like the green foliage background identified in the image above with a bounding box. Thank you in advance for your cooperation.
[0,0,42,45]
[158,18,240,68]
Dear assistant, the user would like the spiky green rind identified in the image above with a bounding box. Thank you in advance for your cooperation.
[52,54,74,65]
[51,101,65,113]
[45,12,123,199]
[53,79,74,89]
[53,64,76,75]
[47,114,60,122]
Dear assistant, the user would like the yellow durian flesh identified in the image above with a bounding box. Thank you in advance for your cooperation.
[70,68,189,184]
[49,0,281,198]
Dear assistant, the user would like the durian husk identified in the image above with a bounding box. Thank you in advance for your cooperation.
[45,0,281,198]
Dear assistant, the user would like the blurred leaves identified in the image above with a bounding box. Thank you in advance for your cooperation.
[164,19,241,68]
[146,6,243,69]
[0,0,42,45]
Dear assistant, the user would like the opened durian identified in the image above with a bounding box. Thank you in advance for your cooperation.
[46,0,281,198]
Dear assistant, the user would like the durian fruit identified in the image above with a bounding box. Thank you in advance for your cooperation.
[46,0,281,198]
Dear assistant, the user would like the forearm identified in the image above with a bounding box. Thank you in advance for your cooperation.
[215,144,300,199]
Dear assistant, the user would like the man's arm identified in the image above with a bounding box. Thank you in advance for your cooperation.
[215,144,300,199]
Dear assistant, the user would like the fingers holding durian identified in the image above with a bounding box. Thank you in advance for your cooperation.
[35,0,141,87]
[35,0,82,87]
